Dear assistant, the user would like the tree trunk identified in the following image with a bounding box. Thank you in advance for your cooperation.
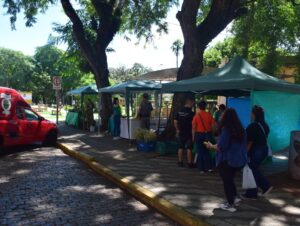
[163,0,245,138]
[92,49,112,131]
[61,0,120,130]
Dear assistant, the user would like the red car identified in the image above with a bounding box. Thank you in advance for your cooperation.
[0,87,58,149]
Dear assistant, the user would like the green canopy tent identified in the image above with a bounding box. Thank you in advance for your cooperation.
[99,80,162,139]
[66,83,98,110]
[162,56,300,96]
[66,84,99,128]
[67,83,98,95]
[162,56,300,151]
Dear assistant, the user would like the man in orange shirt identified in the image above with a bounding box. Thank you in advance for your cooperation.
[192,100,216,173]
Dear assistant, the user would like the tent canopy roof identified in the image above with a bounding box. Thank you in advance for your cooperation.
[139,67,216,82]
[67,84,98,96]
[162,56,300,96]
[98,80,162,94]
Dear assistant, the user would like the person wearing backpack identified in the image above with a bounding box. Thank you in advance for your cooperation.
[138,93,153,130]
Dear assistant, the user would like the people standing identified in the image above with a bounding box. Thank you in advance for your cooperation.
[174,97,195,168]
[85,99,94,130]
[138,93,153,130]
[214,104,226,123]
[241,105,273,199]
[205,108,248,212]
[112,97,121,140]
[192,100,215,173]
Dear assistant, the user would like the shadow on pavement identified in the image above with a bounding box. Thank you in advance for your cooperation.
[0,144,41,158]
[58,123,300,226]
[0,148,175,225]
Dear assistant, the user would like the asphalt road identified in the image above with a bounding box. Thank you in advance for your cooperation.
[0,146,176,226]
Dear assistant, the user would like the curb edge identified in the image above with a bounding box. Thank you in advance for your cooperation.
[57,142,210,226]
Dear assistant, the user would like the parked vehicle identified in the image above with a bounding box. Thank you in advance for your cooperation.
[0,87,58,149]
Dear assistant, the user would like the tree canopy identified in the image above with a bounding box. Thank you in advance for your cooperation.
[231,0,300,74]
[0,45,94,104]
[109,63,152,83]
[2,0,178,129]
[0,48,34,90]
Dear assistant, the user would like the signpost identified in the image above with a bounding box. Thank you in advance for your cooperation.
[52,76,61,125]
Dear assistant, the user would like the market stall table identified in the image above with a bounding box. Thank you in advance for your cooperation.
[120,117,167,139]
[65,111,80,127]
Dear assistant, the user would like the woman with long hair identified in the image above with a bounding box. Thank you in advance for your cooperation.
[241,105,273,199]
[205,108,247,212]
[112,97,121,140]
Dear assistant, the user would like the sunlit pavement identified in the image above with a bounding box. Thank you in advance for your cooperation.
[58,124,300,226]
[0,146,175,226]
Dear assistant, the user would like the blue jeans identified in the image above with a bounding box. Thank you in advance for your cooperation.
[244,145,271,198]
[195,133,212,171]
[113,116,121,137]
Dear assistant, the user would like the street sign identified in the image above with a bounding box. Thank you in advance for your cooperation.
[52,76,62,90]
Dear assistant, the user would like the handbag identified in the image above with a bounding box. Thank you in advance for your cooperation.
[242,164,257,189]
[257,122,272,157]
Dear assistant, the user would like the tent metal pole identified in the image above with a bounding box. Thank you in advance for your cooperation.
[157,90,163,133]
[125,90,131,140]
[81,93,84,129]
[98,92,101,135]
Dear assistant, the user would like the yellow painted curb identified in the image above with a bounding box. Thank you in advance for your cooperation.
[58,142,210,226]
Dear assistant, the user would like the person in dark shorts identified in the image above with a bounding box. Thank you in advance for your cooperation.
[138,93,153,130]
[174,97,195,167]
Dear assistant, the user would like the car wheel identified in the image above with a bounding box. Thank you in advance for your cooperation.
[43,130,57,147]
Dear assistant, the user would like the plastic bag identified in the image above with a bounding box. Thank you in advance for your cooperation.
[242,164,257,189]
[267,145,272,157]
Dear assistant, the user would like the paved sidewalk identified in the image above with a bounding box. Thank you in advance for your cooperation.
[59,124,300,226]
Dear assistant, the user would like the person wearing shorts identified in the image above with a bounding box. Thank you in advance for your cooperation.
[174,97,195,168]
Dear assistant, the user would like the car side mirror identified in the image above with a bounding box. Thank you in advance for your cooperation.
[39,116,45,122]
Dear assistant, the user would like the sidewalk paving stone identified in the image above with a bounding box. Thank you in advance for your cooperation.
[59,124,300,226]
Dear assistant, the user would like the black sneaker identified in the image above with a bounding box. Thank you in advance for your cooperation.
[178,161,184,167]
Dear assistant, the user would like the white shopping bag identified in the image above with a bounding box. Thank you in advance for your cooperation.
[242,164,257,189]
[267,145,272,157]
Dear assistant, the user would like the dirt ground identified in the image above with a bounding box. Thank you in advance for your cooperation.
[269,172,300,198]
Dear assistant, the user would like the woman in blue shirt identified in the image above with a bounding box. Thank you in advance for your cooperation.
[112,97,121,140]
[205,108,247,212]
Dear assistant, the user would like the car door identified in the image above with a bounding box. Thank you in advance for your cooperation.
[4,107,24,146]
[22,108,43,144]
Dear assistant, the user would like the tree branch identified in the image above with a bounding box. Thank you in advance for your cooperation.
[176,0,201,43]
[91,0,122,51]
[290,0,300,5]
[197,0,242,47]
[60,0,97,77]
